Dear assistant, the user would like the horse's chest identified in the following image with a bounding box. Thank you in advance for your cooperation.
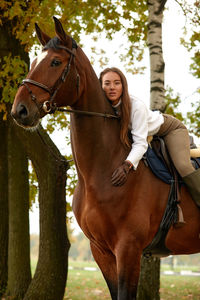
[73,191,115,238]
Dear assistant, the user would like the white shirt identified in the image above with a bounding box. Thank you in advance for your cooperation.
[126,96,164,169]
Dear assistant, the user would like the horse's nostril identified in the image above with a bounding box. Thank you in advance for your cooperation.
[17,104,28,118]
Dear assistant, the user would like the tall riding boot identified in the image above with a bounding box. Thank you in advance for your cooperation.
[182,168,200,207]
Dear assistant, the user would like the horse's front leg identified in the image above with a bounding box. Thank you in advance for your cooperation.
[116,240,142,300]
[90,242,118,300]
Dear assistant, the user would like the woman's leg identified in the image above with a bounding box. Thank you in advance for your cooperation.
[159,118,200,207]
[163,128,195,177]
[157,115,200,207]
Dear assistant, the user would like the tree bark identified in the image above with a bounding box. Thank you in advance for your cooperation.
[148,0,167,112]
[0,114,8,297]
[1,16,32,299]
[137,256,160,300]
[6,117,32,300]
[14,124,70,300]
[137,0,167,299]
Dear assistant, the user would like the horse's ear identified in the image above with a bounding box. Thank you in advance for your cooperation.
[53,16,70,45]
[35,23,51,46]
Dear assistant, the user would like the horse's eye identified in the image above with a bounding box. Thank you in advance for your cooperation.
[51,59,62,67]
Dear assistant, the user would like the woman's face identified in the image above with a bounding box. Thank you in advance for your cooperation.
[101,71,123,105]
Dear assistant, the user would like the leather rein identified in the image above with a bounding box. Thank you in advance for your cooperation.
[21,38,119,120]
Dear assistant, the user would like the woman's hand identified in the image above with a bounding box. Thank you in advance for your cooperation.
[111,161,133,186]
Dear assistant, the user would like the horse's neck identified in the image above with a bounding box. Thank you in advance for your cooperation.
[70,68,125,178]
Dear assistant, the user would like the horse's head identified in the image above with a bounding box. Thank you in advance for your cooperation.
[11,17,80,128]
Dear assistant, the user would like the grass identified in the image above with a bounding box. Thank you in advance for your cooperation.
[65,260,200,300]
[31,259,200,299]
[64,267,110,300]
[160,275,200,300]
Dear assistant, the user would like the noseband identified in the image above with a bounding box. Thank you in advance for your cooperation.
[21,38,79,114]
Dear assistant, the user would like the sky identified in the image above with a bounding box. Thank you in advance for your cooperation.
[29,0,200,235]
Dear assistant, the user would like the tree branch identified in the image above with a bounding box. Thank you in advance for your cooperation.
[174,0,188,16]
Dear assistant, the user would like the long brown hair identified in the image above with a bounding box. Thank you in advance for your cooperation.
[99,67,131,148]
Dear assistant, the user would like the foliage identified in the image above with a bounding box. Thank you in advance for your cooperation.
[180,1,200,78]
[180,0,200,138]
[0,0,148,70]
[0,55,28,107]
[66,156,77,197]
[187,100,200,138]
[0,103,7,121]
[29,161,38,206]
[164,86,184,121]
[189,31,200,79]
[44,111,70,133]
[179,0,200,138]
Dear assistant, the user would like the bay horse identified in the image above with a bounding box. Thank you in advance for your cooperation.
[11,17,200,300]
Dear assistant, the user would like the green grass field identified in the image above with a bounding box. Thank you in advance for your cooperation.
[160,276,200,300]
[65,261,200,300]
[31,259,200,299]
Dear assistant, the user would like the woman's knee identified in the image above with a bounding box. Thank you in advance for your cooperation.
[174,161,194,177]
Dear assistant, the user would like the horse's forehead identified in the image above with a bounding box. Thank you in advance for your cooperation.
[35,51,48,67]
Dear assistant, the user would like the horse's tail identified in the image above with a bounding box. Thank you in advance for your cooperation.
[190,148,200,158]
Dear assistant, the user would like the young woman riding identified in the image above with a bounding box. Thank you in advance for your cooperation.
[99,67,200,207]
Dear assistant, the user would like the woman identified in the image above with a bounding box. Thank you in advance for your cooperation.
[99,67,200,207]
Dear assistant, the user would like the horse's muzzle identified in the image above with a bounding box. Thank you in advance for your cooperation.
[11,103,40,128]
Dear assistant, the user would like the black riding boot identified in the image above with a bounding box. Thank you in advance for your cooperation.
[183,168,200,207]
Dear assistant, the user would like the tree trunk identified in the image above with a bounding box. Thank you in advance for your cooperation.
[6,117,32,299]
[148,0,167,112]
[15,124,70,300]
[137,0,167,299]
[0,114,8,297]
[1,15,31,298]
[137,256,160,300]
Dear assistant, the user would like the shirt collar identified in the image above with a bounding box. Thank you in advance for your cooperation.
[112,99,121,108]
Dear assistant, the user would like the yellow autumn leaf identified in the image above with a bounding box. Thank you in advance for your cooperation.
[0,103,6,113]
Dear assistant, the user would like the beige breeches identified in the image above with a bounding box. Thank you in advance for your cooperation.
[157,114,195,177]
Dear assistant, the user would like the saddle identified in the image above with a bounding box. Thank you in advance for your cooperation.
[142,135,200,258]
[144,135,200,185]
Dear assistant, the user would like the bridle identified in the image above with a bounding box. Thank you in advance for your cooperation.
[21,38,79,114]
[21,38,119,120]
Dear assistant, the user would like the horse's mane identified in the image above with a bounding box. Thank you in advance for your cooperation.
[43,37,61,50]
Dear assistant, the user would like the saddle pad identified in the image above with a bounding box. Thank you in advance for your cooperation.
[145,147,200,185]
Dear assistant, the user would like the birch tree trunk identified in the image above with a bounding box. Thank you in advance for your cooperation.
[137,0,167,299]
[148,0,167,112]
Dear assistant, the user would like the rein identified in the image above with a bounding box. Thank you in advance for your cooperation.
[20,38,119,120]
[56,107,120,119]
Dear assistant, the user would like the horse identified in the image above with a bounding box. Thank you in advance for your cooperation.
[11,17,200,300]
